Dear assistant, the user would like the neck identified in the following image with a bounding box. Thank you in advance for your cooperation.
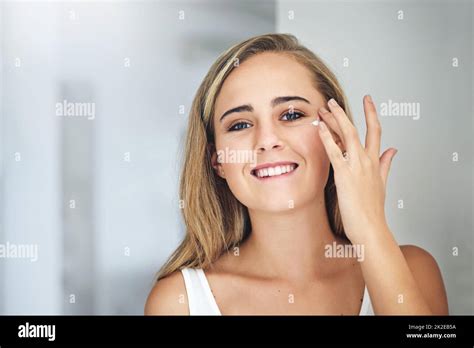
[241,196,347,282]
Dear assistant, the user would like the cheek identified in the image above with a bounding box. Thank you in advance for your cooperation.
[294,127,328,162]
[214,136,251,193]
[220,162,250,206]
[295,128,331,186]
[216,133,253,151]
[215,134,254,178]
[222,163,245,181]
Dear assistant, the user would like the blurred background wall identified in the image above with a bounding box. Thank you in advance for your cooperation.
[0,0,472,314]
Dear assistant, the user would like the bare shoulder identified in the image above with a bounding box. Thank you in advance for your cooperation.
[400,245,449,314]
[144,270,189,315]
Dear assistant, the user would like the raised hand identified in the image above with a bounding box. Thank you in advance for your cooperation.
[316,95,397,245]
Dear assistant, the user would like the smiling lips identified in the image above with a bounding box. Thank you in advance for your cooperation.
[251,161,299,179]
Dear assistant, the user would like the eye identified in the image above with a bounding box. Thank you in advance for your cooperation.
[281,111,305,122]
[228,121,252,132]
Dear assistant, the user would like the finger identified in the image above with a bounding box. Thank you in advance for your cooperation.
[318,107,345,150]
[363,95,382,160]
[327,98,360,155]
[318,121,345,167]
[379,148,397,187]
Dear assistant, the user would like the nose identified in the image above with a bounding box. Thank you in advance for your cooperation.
[254,122,284,154]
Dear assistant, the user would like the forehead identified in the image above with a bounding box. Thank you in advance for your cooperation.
[215,52,322,114]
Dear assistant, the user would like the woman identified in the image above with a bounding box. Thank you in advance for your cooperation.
[145,33,448,315]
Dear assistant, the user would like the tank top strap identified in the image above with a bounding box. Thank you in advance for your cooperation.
[181,267,221,315]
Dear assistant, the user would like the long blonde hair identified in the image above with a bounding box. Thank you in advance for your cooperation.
[155,33,354,281]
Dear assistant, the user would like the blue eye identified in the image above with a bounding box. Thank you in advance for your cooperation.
[281,111,305,121]
[228,121,252,132]
[227,112,305,132]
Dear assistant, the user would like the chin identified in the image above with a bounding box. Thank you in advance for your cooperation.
[243,192,314,213]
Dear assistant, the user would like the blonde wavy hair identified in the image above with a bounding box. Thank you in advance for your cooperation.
[155,33,354,281]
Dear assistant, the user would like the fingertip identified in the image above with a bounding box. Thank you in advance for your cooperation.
[318,107,329,116]
[318,120,327,131]
[328,98,338,108]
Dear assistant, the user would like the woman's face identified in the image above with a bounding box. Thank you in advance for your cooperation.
[213,52,333,212]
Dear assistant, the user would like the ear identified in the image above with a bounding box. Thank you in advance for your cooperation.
[208,143,226,179]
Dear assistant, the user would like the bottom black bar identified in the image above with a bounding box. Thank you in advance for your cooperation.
[0,315,472,345]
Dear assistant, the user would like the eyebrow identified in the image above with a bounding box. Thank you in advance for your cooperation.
[219,95,311,122]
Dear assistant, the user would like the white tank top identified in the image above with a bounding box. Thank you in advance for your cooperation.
[181,267,374,315]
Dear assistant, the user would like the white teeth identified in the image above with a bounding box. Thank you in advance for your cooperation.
[255,164,297,178]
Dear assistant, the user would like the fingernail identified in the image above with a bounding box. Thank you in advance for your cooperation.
[311,119,320,126]
[318,107,329,114]
[328,98,338,107]
[319,121,327,130]
[366,94,373,103]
